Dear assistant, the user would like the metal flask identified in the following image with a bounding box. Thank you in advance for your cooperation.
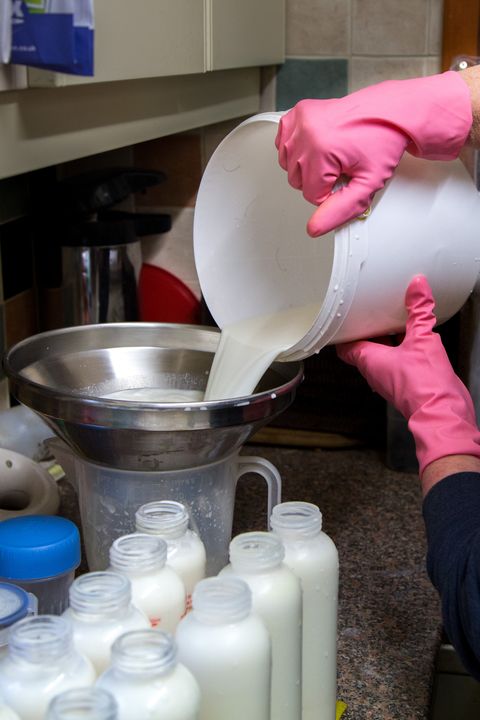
[61,218,141,325]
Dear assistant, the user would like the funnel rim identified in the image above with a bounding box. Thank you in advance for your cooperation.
[3,322,304,431]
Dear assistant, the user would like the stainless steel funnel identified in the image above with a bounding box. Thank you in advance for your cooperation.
[4,323,303,470]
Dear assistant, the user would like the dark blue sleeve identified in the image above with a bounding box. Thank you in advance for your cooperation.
[423,472,480,680]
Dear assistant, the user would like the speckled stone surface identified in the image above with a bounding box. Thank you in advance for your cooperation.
[233,444,442,720]
[57,444,442,720]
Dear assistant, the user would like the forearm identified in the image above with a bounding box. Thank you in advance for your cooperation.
[459,65,480,148]
[422,455,480,497]
[423,471,480,679]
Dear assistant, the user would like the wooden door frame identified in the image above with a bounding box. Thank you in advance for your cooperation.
[442,0,480,71]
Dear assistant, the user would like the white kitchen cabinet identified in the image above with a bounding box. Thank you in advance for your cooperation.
[208,0,285,71]
[0,64,27,91]
[27,0,285,87]
[0,1,284,179]
[28,0,206,87]
[0,68,261,180]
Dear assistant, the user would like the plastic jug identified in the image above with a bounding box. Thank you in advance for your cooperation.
[49,439,281,574]
[194,113,480,360]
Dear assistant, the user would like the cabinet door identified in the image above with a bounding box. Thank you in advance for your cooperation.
[28,0,205,87]
[0,65,27,91]
[208,0,285,71]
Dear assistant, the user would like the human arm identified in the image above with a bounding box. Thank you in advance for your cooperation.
[460,64,480,148]
[422,456,480,497]
[422,470,480,680]
[336,275,480,480]
[336,275,480,678]
[276,72,474,237]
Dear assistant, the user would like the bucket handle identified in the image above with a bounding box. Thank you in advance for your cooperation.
[236,456,282,529]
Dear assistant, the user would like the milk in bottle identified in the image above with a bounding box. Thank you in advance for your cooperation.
[108,534,186,631]
[220,531,302,720]
[0,691,20,720]
[0,615,95,720]
[97,629,200,720]
[63,571,150,675]
[46,687,118,720]
[135,501,206,611]
[271,502,339,720]
[175,576,271,720]
[0,704,20,720]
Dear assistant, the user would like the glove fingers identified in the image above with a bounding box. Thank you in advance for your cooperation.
[404,275,436,337]
[307,178,375,237]
[276,115,296,169]
[336,339,390,370]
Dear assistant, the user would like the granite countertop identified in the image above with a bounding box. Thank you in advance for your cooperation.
[58,443,442,720]
[233,444,442,720]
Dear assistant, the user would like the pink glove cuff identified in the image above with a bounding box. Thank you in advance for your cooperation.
[401,71,473,160]
[410,407,480,476]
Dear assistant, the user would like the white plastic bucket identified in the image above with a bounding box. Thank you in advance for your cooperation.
[194,112,480,361]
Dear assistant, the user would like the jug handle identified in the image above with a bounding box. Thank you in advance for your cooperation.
[237,456,282,529]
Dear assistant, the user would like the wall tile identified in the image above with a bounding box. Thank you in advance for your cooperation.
[349,56,431,92]
[201,119,247,170]
[139,206,200,300]
[58,147,135,180]
[260,65,277,113]
[0,222,33,301]
[0,218,34,300]
[0,378,9,410]
[276,58,348,110]
[0,65,27,91]
[425,56,441,75]
[0,175,30,225]
[133,135,202,208]
[352,0,428,56]
[286,0,350,56]
[5,289,38,349]
[428,0,443,57]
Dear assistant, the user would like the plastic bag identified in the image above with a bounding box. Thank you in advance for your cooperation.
[10,0,94,75]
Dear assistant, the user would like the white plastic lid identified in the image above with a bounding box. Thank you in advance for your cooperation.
[0,582,36,630]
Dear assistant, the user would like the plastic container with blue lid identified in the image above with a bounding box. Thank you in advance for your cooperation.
[0,582,37,651]
[0,516,81,615]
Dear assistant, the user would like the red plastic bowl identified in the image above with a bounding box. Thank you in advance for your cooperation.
[138,263,201,324]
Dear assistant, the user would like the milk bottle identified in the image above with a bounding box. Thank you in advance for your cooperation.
[0,615,95,720]
[271,502,339,720]
[63,571,150,675]
[0,692,20,720]
[175,576,271,720]
[0,582,37,659]
[0,707,20,720]
[46,687,118,720]
[135,501,206,611]
[97,629,201,720]
[108,534,186,631]
[220,531,302,720]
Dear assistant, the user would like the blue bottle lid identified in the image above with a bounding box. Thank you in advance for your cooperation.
[0,582,33,629]
[0,516,81,581]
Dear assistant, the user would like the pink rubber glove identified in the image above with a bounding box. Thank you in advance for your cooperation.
[276,72,472,237]
[336,276,480,476]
